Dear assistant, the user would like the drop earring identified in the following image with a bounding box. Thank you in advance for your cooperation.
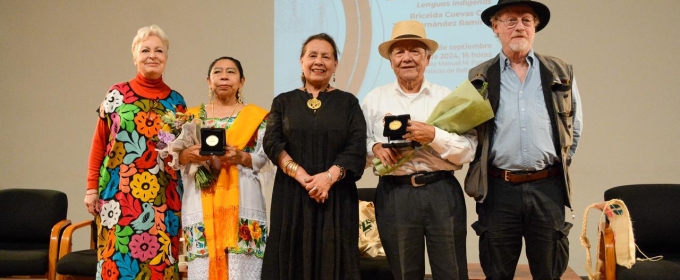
[237,90,243,104]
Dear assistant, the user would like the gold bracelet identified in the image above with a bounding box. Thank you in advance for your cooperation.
[283,160,294,177]
[286,161,295,177]
[286,161,293,177]
[290,162,299,177]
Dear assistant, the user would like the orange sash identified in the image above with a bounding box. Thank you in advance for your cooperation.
[187,104,268,279]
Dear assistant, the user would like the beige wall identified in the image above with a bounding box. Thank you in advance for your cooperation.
[2,0,679,276]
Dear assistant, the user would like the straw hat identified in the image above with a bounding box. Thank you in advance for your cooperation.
[378,20,439,59]
[481,0,551,32]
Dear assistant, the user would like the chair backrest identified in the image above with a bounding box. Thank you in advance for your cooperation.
[358,187,377,203]
[0,188,68,250]
[604,184,680,257]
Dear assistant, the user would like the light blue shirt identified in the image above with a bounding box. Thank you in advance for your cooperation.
[491,50,582,171]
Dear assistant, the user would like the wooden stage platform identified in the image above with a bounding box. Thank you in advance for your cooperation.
[467,263,582,280]
[179,262,582,279]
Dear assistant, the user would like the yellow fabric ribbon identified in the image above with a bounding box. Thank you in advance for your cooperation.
[186,104,268,279]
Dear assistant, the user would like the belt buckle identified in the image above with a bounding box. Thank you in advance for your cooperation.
[503,170,510,182]
[411,174,425,187]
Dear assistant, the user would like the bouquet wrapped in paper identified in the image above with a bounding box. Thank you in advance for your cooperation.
[372,80,494,175]
[156,104,216,189]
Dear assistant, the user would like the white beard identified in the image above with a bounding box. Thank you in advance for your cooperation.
[509,39,530,53]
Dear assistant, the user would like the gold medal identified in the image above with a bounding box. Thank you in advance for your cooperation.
[388,120,402,130]
[307,98,322,110]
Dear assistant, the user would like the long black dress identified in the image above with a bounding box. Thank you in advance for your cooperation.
[262,88,367,280]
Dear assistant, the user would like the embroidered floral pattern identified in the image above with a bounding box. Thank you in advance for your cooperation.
[108,114,121,153]
[250,220,263,241]
[183,223,208,261]
[130,171,160,203]
[229,218,267,258]
[130,203,154,232]
[239,223,252,242]
[117,83,138,103]
[101,259,120,279]
[133,139,159,170]
[100,200,121,229]
[164,181,181,212]
[129,232,160,263]
[101,227,116,259]
[100,167,119,200]
[96,81,185,279]
[106,142,126,169]
[134,111,161,138]
[103,89,123,113]
[163,267,176,280]
[118,163,137,194]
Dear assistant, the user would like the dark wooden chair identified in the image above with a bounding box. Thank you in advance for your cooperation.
[56,220,97,280]
[0,188,70,280]
[357,187,394,280]
[599,184,680,280]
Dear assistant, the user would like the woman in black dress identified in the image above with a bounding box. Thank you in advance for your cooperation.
[262,33,367,279]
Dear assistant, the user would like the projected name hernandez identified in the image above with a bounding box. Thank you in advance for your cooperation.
[416,19,485,27]
[417,0,492,8]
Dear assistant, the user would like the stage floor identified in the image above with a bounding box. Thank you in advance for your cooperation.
[467,263,582,280]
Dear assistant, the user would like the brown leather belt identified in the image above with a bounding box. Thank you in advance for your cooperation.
[489,165,562,184]
[381,171,454,187]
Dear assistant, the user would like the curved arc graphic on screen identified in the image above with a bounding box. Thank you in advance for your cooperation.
[336,0,372,97]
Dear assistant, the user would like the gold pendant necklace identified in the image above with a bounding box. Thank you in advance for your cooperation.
[304,84,330,112]
[307,98,321,110]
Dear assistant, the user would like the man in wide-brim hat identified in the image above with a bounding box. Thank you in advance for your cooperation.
[362,19,477,279]
[481,0,550,32]
[465,1,584,279]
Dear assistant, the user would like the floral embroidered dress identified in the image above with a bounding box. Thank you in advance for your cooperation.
[87,73,186,279]
[181,105,271,280]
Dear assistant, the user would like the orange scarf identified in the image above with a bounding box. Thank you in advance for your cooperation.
[187,104,268,279]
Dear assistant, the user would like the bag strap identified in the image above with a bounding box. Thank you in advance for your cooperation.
[580,201,606,280]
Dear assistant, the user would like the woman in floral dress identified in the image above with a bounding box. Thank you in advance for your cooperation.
[83,25,186,279]
[176,56,271,279]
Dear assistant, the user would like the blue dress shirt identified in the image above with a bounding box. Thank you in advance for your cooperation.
[491,50,582,171]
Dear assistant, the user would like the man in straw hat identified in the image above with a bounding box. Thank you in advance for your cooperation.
[465,0,583,279]
[361,20,477,279]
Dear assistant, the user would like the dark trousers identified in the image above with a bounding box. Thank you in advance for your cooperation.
[375,176,468,280]
[472,175,572,280]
